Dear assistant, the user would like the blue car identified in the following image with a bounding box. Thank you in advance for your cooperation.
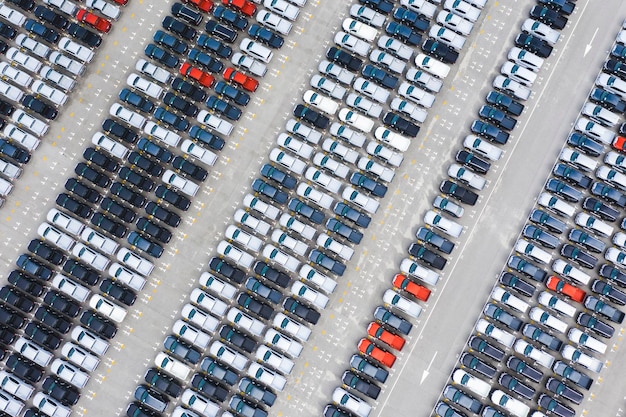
[205,95,242,121]
[153,30,188,54]
[197,34,232,58]
[119,88,154,113]
[361,64,398,89]
[248,23,284,48]
[212,5,248,30]
[385,21,422,46]
[214,81,250,106]
[308,249,346,276]
[128,231,164,258]
[137,137,173,163]
[251,178,288,204]
[188,48,223,73]
[189,125,225,150]
[153,107,190,131]
[260,164,296,189]
[145,43,179,68]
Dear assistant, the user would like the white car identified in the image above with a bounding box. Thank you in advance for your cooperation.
[180,303,220,333]
[280,213,317,240]
[190,287,229,315]
[70,327,109,356]
[44,0,77,16]
[493,75,531,101]
[199,272,237,301]
[243,193,280,220]
[48,51,84,75]
[0,61,32,87]
[575,212,614,237]
[217,240,255,268]
[560,147,598,171]
[346,93,383,118]
[256,345,294,375]
[424,210,463,238]
[436,10,473,36]
[209,341,248,371]
[181,390,219,417]
[318,60,355,86]
[575,117,616,143]
[0,159,21,180]
[31,80,68,106]
[370,49,406,74]
[529,307,568,334]
[227,307,264,336]
[407,68,444,93]
[374,127,410,152]
[451,369,490,398]
[58,37,94,63]
[299,265,337,294]
[39,66,75,91]
[86,0,120,20]
[38,223,76,251]
[366,141,404,167]
[377,36,413,61]
[92,132,130,159]
[383,289,422,318]
[0,5,25,26]
[263,0,299,21]
[330,122,366,147]
[552,259,590,285]
[390,97,427,123]
[332,388,371,417]
[317,233,354,261]
[109,103,146,129]
[52,274,90,302]
[14,337,54,367]
[508,47,544,72]
[272,312,311,342]
[353,77,389,103]
[263,244,300,272]
[155,353,192,381]
[522,18,560,45]
[515,239,551,265]
[490,390,530,417]
[334,31,370,57]
[127,73,163,99]
[50,358,89,388]
[173,319,211,349]
[286,118,322,144]
[322,138,358,163]
[303,90,338,115]
[256,10,292,35]
[398,82,436,108]
[117,247,154,276]
[561,345,603,373]
[135,59,171,84]
[144,121,181,147]
[537,192,575,217]
[402,0,437,18]
[48,207,83,236]
[491,287,529,313]
[476,318,515,348]
[234,208,271,236]
[350,4,386,27]
[0,80,22,102]
[400,258,440,286]
[597,166,626,190]
[357,156,395,183]
[448,163,486,190]
[606,247,626,268]
[597,73,626,100]
[305,165,344,193]
[248,362,287,391]
[181,139,217,167]
[90,294,127,323]
[72,243,110,271]
[513,339,555,369]
[444,0,480,22]
[81,227,119,255]
[342,18,378,42]
[310,75,347,100]
[312,152,350,178]
[277,133,314,158]
[264,327,304,357]
[225,225,263,252]
[537,291,576,317]
[297,183,334,209]
[0,370,33,401]
[231,52,267,77]
[2,123,39,152]
[292,281,329,309]
[342,186,379,214]
[414,53,450,78]
[61,342,100,372]
[162,169,199,197]
[269,148,307,175]
[12,110,48,137]
[429,24,466,50]
[501,61,537,86]
[568,328,607,354]
[33,393,70,417]
[584,103,620,128]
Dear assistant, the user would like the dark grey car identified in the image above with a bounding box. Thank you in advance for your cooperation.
[443,385,482,414]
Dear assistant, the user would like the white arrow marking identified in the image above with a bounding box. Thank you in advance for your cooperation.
[420,351,438,384]
[584,28,599,57]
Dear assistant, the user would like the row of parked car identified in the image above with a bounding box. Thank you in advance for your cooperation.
[0,0,125,207]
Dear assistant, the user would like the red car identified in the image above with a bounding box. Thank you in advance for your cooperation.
[546,276,586,303]
[112,0,128,5]
[180,62,215,88]
[367,322,405,351]
[613,136,626,151]
[184,0,214,12]
[76,9,112,33]
[358,338,396,368]
[222,0,256,16]
[392,273,431,302]
[223,67,258,92]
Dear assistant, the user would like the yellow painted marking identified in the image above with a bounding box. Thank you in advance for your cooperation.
[304,362,308,367]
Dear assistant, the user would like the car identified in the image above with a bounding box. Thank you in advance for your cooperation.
[591,181,626,206]
[561,243,597,269]
[282,296,320,325]
[256,10,292,35]
[333,201,370,228]
[42,377,79,406]
[508,255,547,282]
[247,362,286,392]
[444,0,480,21]
[190,373,228,402]
[213,6,248,30]
[471,120,509,144]
[537,192,575,218]
[515,32,553,58]
[498,373,534,400]
[580,198,619,224]
[439,180,478,206]
[163,15,196,40]
[569,228,605,253]
[204,19,237,44]
[538,394,575,417]
[361,64,398,90]
[591,278,626,305]
[385,21,422,46]
[248,24,283,49]
[584,294,625,323]
[443,385,482,414]
[326,46,363,72]
[546,178,583,202]
[484,303,522,331]
[342,186,379,214]
[83,147,119,173]
[263,0,298,21]
[358,338,395,368]
[382,111,420,137]
[522,224,558,250]
[499,272,535,297]
[293,104,329,129]
[561,345,603,373]
[238,378,276,407]
[577,312,615,339]
[180,63,215,88]
[461,352,496,379]
[523,323,562,351]
[553,360,592,390]
[209,257,246,284]
[538,291,576,317]
[76,8,110,33]
[490,390,530,417]
[421,38,459,64]
[144,42,181,68]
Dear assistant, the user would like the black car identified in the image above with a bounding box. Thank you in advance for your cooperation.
[0,20,18,39]
[199,357,238,386]
[171,155,207,182]
[214,81,250,106]
[34,306,71,334]
[289,198,325,224]
[56,193,92,219]
[546,178,583,202]
[66,22,101,48]
[42,377,80,406]
[0,302,24,330]
[326,46,362,72]
[486,90,524,116]
[248,24,283,48]
[83,147,119,173]
[153,107,189,132]
[153,29,188,55]
[119,88,155,113]
[261,164,296,190]
[408,243,447,270]
[205,95,241,121]
[293,104,329,129]
[582,197,619,222]
[100,279,136,306]
[561,243,597,269]
[283,296,320,325]
[584,295,625,323]
[333,201,371,227]
[163,92,199,117]
[600,263,626,287]
[24,322,60,349]
[126,403,159,417]
[137,138,173,163]
[204,19,236,42]
[163,335,201,364]
[6,0,34,11]
[0,138,29,163]
[546,378,583,405]
[508,255,547,282]
[239,378,276,407]
[253,261,290,288]
[469,335,504,361]
[189,125,225,150]
[219,324,256,353]
[136,218,171,245]
[326,218,363,244]
[538,394,575,417]
[16,254,52,281]
[42,290,80,318]
[484,303,522,331]
[145,43,179,68]
[612,44,626,61]
[91,212,128,238]
[110,182,146,209]
[209,257,245,284]
[33,6,68,29]
[237,293,273,320]
[28,239,65,265]
[382,111,419,137]
[144,368,182,398]
[471,120,509,144]
[102,119,139,144]
[252,178,287,204]
[522,323,562,351]
[498,373,535,400]
[65,178,101,204]
[499,272,536,297]
[522,224,559,249]
[577,312,614,338]
[0,286,34,313]
[455,150,490,174]
[416,227,454,254]
[0,99,14,116]
[341,371,380,400]
[7,270,43,298]
[128,231,163,258]
[359,0,393,13]
[5,353,43,383]
[80,311,116,339]
[63,259,99,286]
[440,180,479,205]
[101,196,136,223]
[172,2,202,25]
[539,0,575,14]
[506,356,543,383]
[155,185,191,211]
[459,352,495,378]
[530,5,568,29]
[478,105,517,131]
[422,38,458,64]
[171,78,206,103]
[591,181,626,207]
[350,172,387,197]
[192,374,229,402]
[163,15,196,40]
[75,162,111,188]
[604,59,626,80]
[145,201,181,228]
[568,229,605,253]
[119,166,155,192]
[373,306,412,335]
[567,132,604,157]
[515,33,553,58]
[361,64,398,89]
